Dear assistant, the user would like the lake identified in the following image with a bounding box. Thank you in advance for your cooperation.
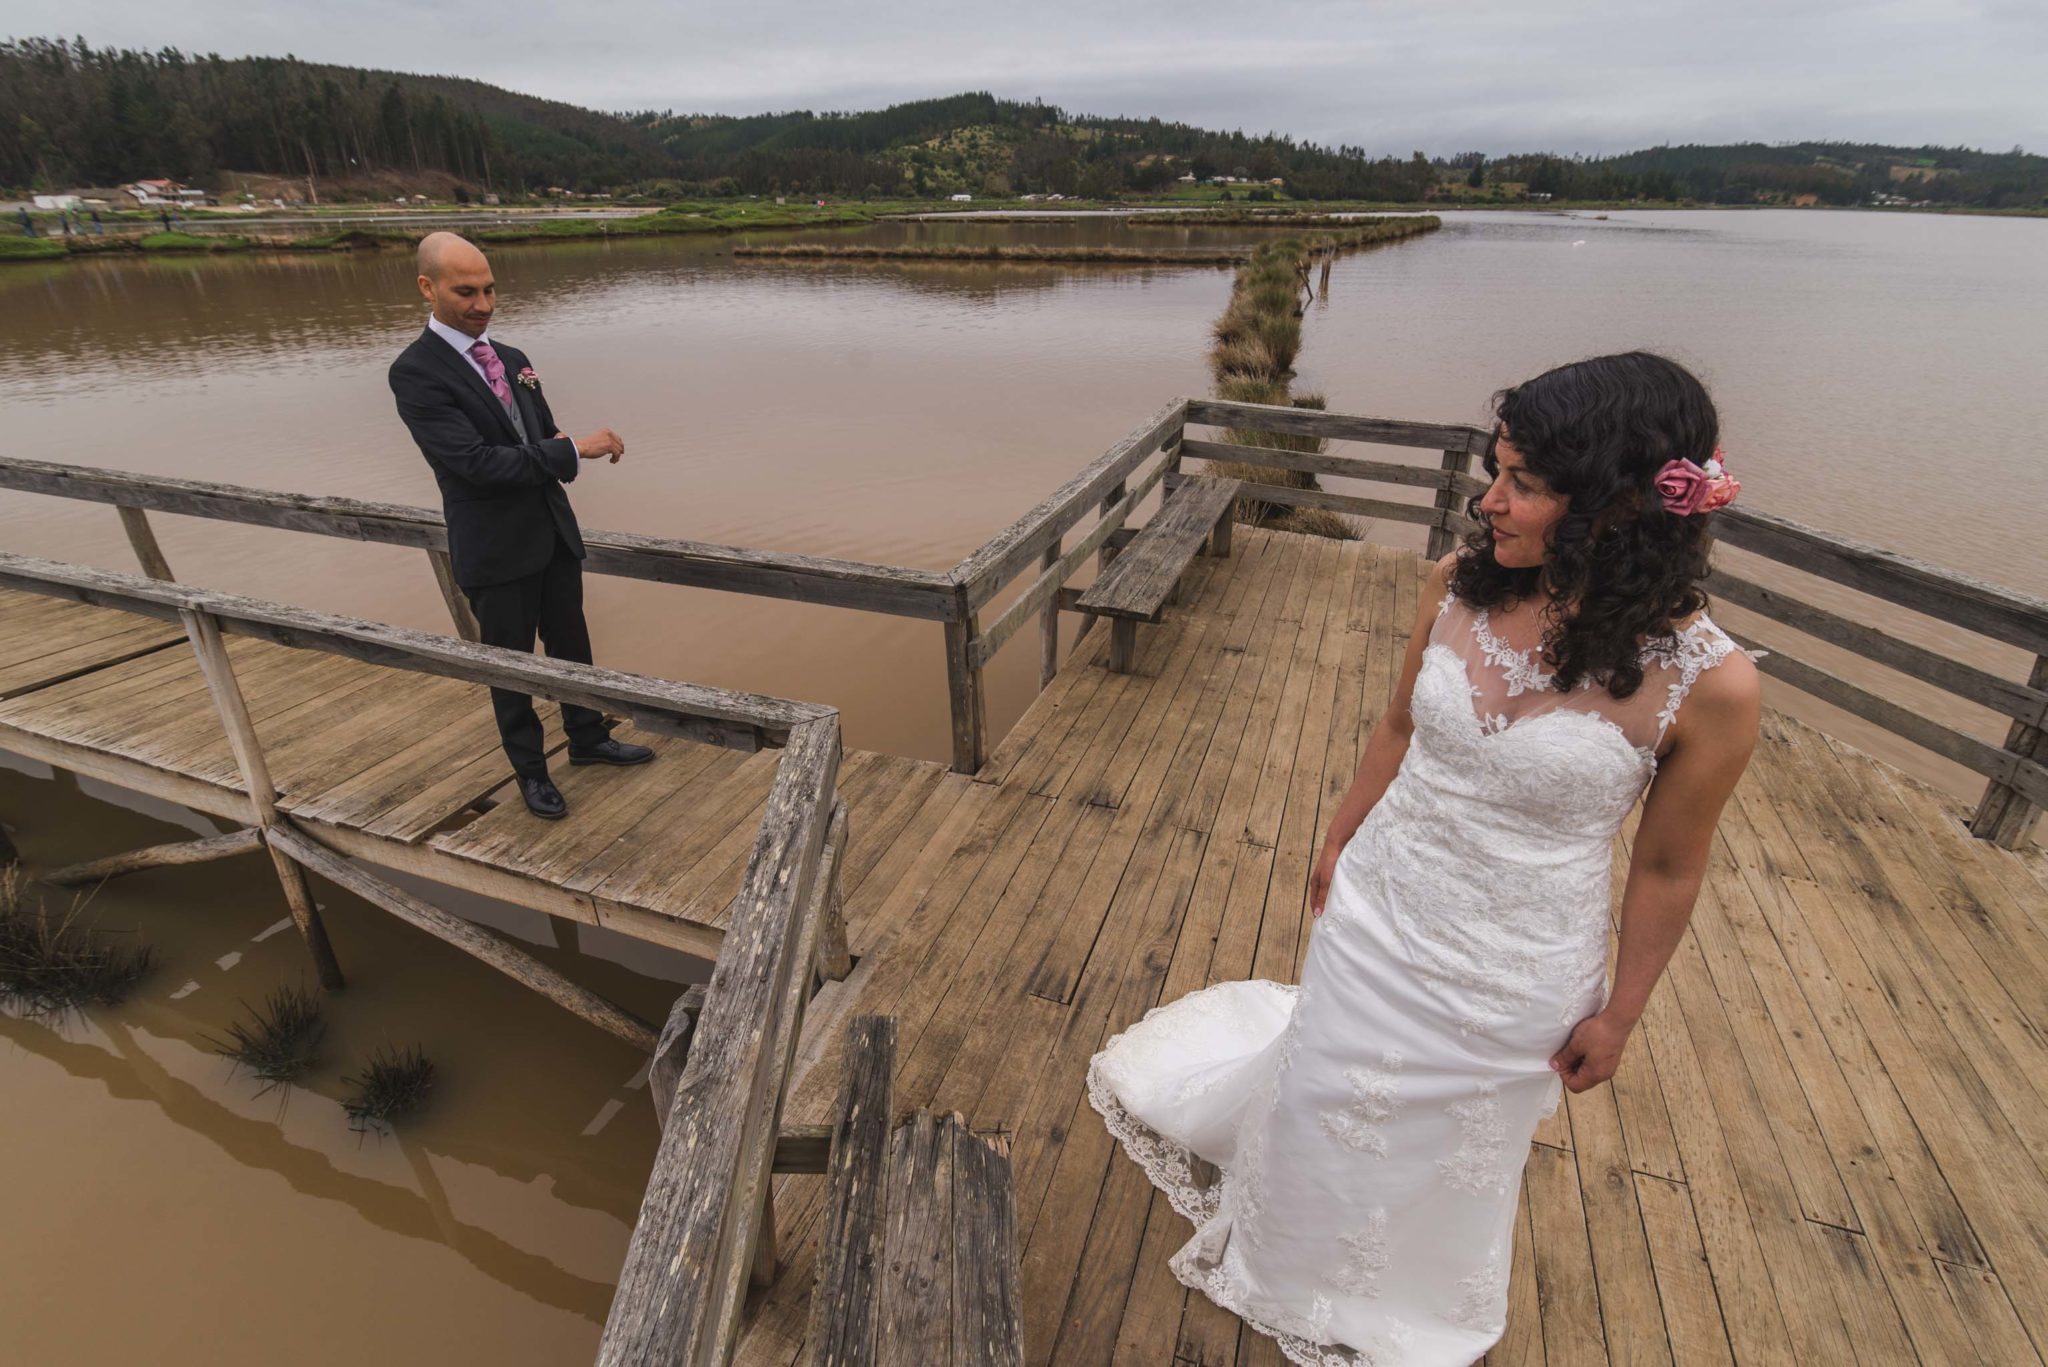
[0,205,2041,1363]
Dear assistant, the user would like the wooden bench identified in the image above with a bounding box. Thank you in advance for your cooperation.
[807,1016,1023,1366]
[1075,472,1241,672]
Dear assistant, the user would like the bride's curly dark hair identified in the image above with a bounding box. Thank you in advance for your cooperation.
[1448,351,1720,701]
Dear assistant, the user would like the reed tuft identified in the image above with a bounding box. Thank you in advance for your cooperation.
[210,982,326,1092]
[342,1043,436,1132]
[0,867,152,1018]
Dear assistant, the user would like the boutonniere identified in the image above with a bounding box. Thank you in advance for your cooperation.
[515,366,541,391]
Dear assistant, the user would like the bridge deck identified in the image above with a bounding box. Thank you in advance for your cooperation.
[731,528,2048,1366]
[4,524,2044,1364]
[0,587,943,956]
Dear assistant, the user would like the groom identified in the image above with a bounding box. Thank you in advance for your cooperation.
[389,230,653,820]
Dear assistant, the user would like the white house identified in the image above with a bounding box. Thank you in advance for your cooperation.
[31,194,81,210]
[950,193,973,202]
[124,179,181,205]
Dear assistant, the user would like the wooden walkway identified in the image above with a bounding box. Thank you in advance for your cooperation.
[721,528,2048,1366]
[4,524,2045,1363]
[0,586,945,958]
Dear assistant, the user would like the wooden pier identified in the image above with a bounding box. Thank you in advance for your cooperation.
[2,397,2045,1364]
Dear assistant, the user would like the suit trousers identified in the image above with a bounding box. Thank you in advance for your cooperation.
[463,538,611,780]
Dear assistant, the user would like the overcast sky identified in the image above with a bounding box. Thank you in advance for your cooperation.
[7,0,2042,156]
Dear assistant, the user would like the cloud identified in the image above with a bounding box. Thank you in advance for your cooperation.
[7,0,2041,154]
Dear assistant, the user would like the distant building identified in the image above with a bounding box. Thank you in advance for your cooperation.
[124,178,182,205]
[482,193,501,205]
[950,193,973,202]
[31,194,81,210]
[1792,193,1820,207]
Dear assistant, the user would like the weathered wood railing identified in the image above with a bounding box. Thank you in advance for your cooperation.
[7,389,2043,852]
[1167,399,2048,849]
[943,399,1189,771]
[0,548,845,1364]
[1705,506,2048,848]
[0,456,959,628]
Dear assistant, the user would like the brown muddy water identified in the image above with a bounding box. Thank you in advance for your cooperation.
[0,208,2042,1363]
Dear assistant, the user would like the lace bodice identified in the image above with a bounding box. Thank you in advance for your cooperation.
[1335,585,1745,1035]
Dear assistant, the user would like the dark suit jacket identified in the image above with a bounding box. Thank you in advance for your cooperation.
[389,327,585,589]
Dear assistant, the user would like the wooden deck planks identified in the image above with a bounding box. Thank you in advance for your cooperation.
[726,528,2048,1367]
[2,534,2043,1367]
[0,587,184,698]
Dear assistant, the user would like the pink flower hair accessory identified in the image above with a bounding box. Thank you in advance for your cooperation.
[1654,446,1739,515]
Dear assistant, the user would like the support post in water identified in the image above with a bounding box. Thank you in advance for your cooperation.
[180,608,346,990]
[1970,651,2048,848]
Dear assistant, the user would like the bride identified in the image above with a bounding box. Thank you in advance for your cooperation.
[1088,352,1763,1364]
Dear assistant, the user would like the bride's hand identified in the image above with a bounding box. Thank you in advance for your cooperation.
[1549,1012,1631,1092]
[1309,841,1342,918]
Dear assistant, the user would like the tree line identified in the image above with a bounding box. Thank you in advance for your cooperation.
[5,38,2040,209]
[0,37,673,193]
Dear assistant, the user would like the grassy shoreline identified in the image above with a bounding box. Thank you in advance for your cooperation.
[0,199,976,265]
[7,194,2031,267]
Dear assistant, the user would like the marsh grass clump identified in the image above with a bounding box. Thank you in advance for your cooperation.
[342,1043,436,1132]
[1194,221,1441,543]
[210,982,326,1092]
[0,867,153,1017]
[1204,238,1364,543]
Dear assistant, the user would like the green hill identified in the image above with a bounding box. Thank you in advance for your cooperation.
[3,37,2040,209]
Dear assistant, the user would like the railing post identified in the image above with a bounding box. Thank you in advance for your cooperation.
[1427,444,1475,560]
[1970,652,2048,848]
[180,608,346,989]
[426,548,482,642]
[1038,539,1061,690]
[943,585,987,775]
[814,800,853,981]
[116,504,174,580]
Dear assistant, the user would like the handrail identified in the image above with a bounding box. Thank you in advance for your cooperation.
[598,715,840,1363]
[0,545,844,1360]
[1169,401,2048,847]
[0,552,824,751]
[0,457,959,622]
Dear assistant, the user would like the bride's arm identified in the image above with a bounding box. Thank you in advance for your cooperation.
[1310,551,1456,916]
[1550,652,1761,1090]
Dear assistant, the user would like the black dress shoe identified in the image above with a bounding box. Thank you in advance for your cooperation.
[569,738,656,767]
[519,775,567,820]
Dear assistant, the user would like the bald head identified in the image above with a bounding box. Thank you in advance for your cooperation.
[417,230,486,281]
[415,232,497,337]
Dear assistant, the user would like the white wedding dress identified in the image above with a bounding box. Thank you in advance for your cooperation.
[1088,579,1744,1365]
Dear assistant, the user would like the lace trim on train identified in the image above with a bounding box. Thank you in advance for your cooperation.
[1086,989,1420,1366]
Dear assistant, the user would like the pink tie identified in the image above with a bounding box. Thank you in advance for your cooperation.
[468,339,514,407]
